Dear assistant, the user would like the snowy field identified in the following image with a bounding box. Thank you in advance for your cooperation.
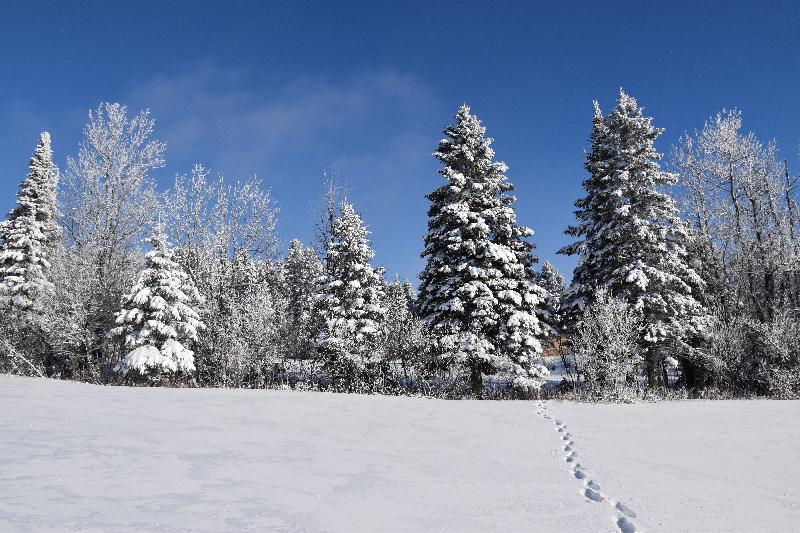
[1,375,798,532]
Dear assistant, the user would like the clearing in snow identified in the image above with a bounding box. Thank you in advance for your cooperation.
[1,375,798,532]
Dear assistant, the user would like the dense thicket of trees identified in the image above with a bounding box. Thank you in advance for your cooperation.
[672,110,800,396]
[2,96,799,399]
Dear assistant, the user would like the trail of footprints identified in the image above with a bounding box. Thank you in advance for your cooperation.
[536,401,639,533]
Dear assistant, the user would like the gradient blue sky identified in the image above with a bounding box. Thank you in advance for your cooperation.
[2,1,800,282]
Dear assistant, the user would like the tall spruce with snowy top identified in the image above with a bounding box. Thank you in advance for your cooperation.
[281,239,324,361]
[111,229,205,383]
[315,201,386,392]
[0,132,60,311]
[490,153,549,391]
[559,90,706,385]
[536,261,566,339]
[418,105,547,393]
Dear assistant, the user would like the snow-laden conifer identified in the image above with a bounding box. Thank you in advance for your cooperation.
[418,105,547,393]
[381,275,430,385]
[315,201,386,391]
[281,239,324,361]
[111,229,205,381]
[559,90,706,384]
[536,261,566,338]
[490,155,549,391]
[0,132,59,311]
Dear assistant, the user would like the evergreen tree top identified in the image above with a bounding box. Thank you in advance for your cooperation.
[538,261,565,295]
[8,132,58,222]
[0,132,59,311]
[329,201,374,265]
[431,105,510,195]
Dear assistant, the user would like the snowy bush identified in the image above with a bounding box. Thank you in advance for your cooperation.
[219,272,284,389]
[379,276,434,388]
[699,309,800,398]
[570,290,643,399]
[750,311,800,398]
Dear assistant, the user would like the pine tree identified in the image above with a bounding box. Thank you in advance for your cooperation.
[490,154,549,391]
[315,201,386,392]
[0,132,60,311]
[111,229,205,383]
[382,275,430,386]
[281,239,324,361]
[418,105,547,393]
[559,90,706,385]
[536,261,566,339]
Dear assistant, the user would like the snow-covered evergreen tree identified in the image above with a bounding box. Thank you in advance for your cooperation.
[0,132,59,311]
[111,229,205,382]
[536,261,566,338]
[281,239,324,362]
[418,105,547,393]
[381,275,430,385]
[315,201,385,392]
[489,155,549,391]
[559,90,706,385]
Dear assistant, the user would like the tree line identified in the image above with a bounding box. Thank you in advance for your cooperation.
[2,90,799,399]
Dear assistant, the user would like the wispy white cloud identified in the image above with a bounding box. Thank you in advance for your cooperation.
[125,64,438,181]
[123,64,442,278]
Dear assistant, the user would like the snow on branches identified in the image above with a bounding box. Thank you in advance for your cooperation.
[559,90,707,386]
[111,230,205,381]
[0,132,59,311]
[418,105,548,393]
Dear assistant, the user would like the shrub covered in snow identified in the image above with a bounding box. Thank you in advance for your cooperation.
[570,290,642,399]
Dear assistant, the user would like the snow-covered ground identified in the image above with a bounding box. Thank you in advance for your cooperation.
[1,375,798,532]
[550,400,800,532]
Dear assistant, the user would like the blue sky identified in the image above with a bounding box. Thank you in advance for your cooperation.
[2,1,800,282]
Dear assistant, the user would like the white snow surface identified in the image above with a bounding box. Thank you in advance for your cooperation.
[1,375,799,532]
[549,399,800,532]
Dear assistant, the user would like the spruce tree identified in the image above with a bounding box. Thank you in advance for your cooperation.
[490,157,549,391]
[536,261,566,339]
[418,105,547,393]
[0,132,60,311]
[382,275,430,385]
[281,239,324,361]
[111,229,205,383]
[315,201,386,392]
[559,90,706,385]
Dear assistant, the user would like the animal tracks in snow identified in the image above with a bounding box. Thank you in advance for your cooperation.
[536,401,640,533]
[616,502,637,518]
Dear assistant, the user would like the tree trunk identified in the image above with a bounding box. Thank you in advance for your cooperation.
[645,351,657,389]
[469,362,483,397]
